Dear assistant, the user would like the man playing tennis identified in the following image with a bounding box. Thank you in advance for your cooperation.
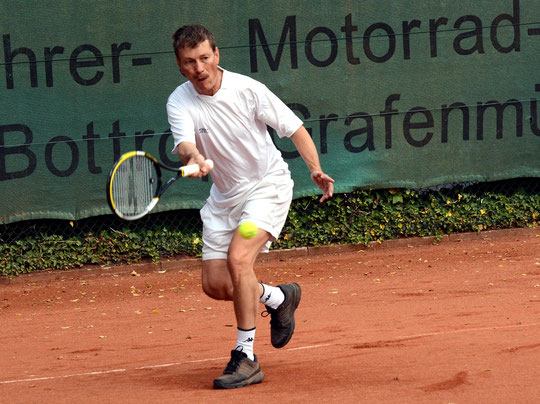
[167,24,334,389]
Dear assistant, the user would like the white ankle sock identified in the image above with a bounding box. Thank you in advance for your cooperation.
[235,327,256,361]
[260,284,285,309]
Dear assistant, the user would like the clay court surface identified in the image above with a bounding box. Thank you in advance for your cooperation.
[1,227,539,403]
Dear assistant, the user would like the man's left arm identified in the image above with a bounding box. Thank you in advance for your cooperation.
[291,126,335,203]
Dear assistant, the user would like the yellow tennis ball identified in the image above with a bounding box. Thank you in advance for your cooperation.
[238,221,258,239]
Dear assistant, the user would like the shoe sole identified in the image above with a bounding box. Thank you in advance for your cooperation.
[213,369,264,389]
[273,283,302,348]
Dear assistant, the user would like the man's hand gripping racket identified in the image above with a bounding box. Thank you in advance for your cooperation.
[106,151,213,220]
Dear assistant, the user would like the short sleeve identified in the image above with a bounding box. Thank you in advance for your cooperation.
[167,98,196,154]
[255,84,303,139]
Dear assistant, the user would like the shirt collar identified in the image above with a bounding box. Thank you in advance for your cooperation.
[193,66,226,98]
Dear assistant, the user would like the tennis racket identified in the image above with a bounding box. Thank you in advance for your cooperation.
[106,151,213,220]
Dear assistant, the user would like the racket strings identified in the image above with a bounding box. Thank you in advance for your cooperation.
[112,156,158,218]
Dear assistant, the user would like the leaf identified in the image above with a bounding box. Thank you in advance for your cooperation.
[392,194,403,204]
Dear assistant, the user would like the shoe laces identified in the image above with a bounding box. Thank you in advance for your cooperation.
[223,349,246,374]
[261,306,281,327]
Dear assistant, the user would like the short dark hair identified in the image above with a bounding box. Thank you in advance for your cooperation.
[172,24,216,59]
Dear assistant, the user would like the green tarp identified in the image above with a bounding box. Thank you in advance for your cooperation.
[1,0,539,223]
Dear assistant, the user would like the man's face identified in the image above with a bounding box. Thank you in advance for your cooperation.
[176,40,221,96]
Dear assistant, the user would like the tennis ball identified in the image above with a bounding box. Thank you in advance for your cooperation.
[238,221,258,239]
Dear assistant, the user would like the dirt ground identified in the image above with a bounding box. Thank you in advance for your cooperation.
[1,227,539,403]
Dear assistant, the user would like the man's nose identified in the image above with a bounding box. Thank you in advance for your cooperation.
[195,61,204,74]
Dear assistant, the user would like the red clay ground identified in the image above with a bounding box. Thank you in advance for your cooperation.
[1,227,539,403]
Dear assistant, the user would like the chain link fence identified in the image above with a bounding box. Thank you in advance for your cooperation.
[1,177,538,246]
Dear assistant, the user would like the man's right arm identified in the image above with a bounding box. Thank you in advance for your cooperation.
[176,141,212,177]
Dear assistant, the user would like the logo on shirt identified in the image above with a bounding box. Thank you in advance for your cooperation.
[198,128,209,135]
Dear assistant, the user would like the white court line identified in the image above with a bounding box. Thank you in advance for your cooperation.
[1,324,538,385]
[0,369,126,385]
[131,344,335,371]
[394,322,540,341]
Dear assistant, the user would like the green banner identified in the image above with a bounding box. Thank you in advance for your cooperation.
[1,0,539,224]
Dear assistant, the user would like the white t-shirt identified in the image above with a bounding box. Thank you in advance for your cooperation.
[167,68,303,206]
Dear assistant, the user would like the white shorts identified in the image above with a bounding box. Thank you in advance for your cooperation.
[200,172,294,261]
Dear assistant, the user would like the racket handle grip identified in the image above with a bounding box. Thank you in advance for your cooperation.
[181,159,214,176]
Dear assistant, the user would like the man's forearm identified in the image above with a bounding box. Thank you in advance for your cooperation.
[291,126,322,174]
[177,141,203,165]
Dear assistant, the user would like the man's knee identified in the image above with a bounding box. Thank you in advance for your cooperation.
[202,259,233,300]
[202,277,232,301]
[227,250,251,278]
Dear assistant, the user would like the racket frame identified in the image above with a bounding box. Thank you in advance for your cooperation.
[106,151,210,220]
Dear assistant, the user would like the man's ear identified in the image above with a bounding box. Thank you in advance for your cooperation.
[176,57,186,77]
